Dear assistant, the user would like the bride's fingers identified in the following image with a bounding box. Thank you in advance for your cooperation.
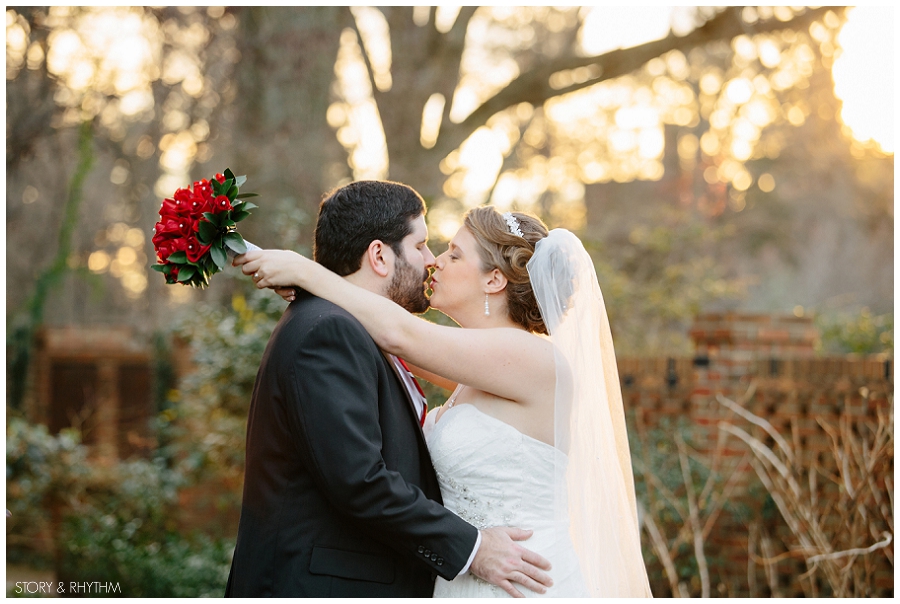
[273,287,296,302]
[240,261,261,277]
[232,250,262,267]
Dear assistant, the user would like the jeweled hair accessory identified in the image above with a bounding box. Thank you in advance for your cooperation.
[502,212,524,238]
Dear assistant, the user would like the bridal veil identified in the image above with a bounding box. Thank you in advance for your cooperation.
[527,229,652,597]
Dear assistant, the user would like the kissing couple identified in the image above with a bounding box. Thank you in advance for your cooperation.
[225,180,652,597]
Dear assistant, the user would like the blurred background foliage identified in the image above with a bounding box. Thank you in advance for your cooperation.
[5,5,893,596]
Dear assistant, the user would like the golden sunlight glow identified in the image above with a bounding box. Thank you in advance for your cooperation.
[350,7,392,91]
[88,251,111,273]
[420,93,446,149]
[758,173,776,192]
[581,7,671,56]
[456,127,505,205]
[832,7,894,153]
[332,27,389,179]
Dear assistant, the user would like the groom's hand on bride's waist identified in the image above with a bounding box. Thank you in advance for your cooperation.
[470,527,553,598]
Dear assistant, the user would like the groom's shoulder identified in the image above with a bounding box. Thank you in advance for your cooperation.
[281,290,371,341]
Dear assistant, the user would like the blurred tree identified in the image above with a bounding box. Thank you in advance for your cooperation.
[344,7,839,203]
[207,7,348,253]
[6,6,849,337]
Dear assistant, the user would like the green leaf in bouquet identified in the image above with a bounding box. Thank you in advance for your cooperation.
[167,251,188,263]
[232,210,251,223]
[177,265,196,282]
[235,192,258,199]
[239,201,258,211]
[223,232,248,254]
[202,212,224,227]
[224,168,236,182]
[198,220,220,245]
[234,175,247,188]
[211,179,223,196]
[210,243,227,270]
[192,270,208,288]
[227,184,238,200]
[150,264,168,273]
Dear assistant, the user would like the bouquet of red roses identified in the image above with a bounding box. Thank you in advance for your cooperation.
[151,168,258,288]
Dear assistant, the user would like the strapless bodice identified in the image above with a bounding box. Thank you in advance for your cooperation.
[424,404,588,598]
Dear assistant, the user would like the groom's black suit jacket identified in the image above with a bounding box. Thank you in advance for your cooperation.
[225,291,478,597]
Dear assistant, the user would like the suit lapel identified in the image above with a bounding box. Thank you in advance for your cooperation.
[380,351,442,503]
[381,351,425,431]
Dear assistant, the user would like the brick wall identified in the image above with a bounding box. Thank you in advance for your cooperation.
[619,313,893,596]
[32,326,154,460]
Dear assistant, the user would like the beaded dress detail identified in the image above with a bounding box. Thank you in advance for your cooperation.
[423,404,588,598]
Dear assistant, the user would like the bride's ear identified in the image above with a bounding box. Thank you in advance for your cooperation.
[484,268,507,295]
[364,240,392,278]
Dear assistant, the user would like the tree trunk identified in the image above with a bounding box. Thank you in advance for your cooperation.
[370,7,476,203]
[214,7,349,250]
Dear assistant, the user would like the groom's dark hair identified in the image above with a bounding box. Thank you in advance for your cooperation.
[314,180,426,276]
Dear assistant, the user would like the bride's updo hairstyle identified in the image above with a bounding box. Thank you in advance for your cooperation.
[463,207,549,335]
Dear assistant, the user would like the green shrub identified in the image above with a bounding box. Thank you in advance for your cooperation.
[6,419,233,597]
[816,308,892,355]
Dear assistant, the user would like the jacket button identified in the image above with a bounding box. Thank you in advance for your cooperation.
[424,549,431,557]
[437,558,444,566]
[417,546,424,554]
[431,553,438,561]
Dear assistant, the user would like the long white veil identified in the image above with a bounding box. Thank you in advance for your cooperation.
[527,229,652,597]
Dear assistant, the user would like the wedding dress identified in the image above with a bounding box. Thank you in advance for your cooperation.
[424,404,588,597]
[424,229,652,598]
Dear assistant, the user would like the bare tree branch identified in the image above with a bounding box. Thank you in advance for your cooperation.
[436,6,843,156]
[639,503,685,598]
[676,432,710,598]
[808,532,893,563]
[349,8,382,102]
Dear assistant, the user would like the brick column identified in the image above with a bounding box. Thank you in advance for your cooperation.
[688,313,817,454]
[94,359,120,461]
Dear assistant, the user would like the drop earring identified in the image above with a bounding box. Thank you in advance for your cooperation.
[484,293,490,317]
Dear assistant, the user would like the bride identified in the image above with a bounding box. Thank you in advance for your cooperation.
[236,207,652,598]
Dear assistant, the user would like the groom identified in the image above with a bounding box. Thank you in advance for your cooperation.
[226,181,552,597]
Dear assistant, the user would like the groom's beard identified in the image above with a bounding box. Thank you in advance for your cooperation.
[387,252,430,314]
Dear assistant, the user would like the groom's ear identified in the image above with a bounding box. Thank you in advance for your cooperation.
[363,239,392,278]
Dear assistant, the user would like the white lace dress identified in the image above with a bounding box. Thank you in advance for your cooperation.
[423,404,588,598]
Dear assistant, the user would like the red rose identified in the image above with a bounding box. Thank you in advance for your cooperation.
[194,179,212,198]
[155,235,187,262]
[215,173,226,183]
[160,198,190,218]
[153,217,182,240]
[185,236,211,263]
[161,217,196,238]
[213,195,232,212]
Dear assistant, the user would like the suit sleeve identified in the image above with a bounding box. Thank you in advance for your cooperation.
[285,313,478,579]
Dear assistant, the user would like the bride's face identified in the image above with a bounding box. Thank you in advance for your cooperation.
[429,226,488,319]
